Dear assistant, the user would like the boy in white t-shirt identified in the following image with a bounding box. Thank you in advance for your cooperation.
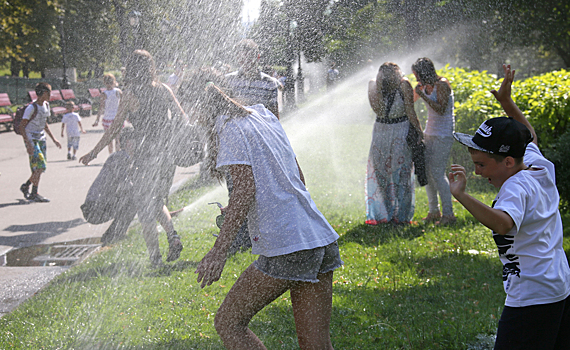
[61,101,86,160]
[19,82,62,202]
[449,64,570,349]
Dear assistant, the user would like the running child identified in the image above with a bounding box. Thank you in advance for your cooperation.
[449,64,570,349]
[195,84,342,350]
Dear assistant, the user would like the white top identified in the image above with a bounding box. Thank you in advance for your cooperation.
[215,104,339,257]
[61,112,82,137]
[424,84,455,137]
[103,88,120,120]
[23,101,50,141]
[493,142,570,307]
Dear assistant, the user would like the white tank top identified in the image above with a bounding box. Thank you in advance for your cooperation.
[424,83,454,137]
[103,88,120,120]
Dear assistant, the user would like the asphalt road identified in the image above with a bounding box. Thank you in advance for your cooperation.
[0,114,198,317]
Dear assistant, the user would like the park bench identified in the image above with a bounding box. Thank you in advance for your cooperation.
[88,88,103,113]
[0,93,14,131]
[61,89,92,116]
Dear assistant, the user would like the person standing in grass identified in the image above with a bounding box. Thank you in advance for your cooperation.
[195,84,342,350]
[412,57,456,225]
[449,64,570,349]
[61,101,86,161]
[19,82,62,202]
[365,62,423,225]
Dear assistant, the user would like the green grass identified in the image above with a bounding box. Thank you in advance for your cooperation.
[1,118,568,349]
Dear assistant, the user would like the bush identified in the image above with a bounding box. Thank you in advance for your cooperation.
[545,130,570,210]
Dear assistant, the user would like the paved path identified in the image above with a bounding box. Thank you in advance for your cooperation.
[0,115,199,317]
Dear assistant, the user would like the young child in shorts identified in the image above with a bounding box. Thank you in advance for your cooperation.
[61,101,86,160]
[449,64,570,349]
[93,73,122,153]
[195,84,342,349]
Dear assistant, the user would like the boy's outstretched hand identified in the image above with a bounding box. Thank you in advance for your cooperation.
[448,164,468,198]
[490,64,515,104]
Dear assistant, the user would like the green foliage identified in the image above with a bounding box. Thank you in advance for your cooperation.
[433,67,570,173]
[545,130,570,210]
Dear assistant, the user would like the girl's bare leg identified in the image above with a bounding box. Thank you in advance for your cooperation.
[290,271,334,350]
[156,205,174,234]
[214,264,293,350]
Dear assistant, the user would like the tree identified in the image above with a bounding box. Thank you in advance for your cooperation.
[0,0,61,76]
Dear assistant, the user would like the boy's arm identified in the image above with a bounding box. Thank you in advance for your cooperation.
[61,122,65,137]
[78,121,86,133]
[491,64,538,146]
[449,164,515,235]
[44,123,62,149]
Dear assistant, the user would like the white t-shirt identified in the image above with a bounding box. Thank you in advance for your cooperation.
[215,104,339,257]
[103,88,120,120]
[23,101,50,141]
[61,112,82,137]
[493,142,570,307]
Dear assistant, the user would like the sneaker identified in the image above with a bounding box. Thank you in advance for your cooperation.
[67,153,71,160]
[28,193,50,203]
[19,184,30,199]
[166,233,183,262]
[71,155,76,160]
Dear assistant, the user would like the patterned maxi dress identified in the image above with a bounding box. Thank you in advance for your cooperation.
[365,90,415,224]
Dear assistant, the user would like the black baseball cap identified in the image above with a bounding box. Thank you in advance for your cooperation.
[454,117,533,158]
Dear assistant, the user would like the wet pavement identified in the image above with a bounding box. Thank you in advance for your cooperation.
[0,115,199,317]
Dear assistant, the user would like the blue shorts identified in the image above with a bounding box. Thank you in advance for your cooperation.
[254,241,343,283]
[29,140,47,173]
[67,136,80,150]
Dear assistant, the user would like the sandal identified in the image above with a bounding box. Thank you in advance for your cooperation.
[166,232,183,262]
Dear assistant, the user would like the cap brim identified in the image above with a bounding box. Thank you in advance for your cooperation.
[453,132,489,153]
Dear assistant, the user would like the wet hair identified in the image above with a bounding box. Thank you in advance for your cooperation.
[377,62,402,96]
[119,126,136,144]
[468,147,523,165]
[124,50,157,86]
[179,72,250,181]
[103,73,116,86]
[35,82,52,96]
[412,57,440,85]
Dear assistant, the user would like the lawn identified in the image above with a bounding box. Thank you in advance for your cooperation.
[1,85,568,349]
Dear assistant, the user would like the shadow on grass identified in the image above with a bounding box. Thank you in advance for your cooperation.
[340,217,480,247]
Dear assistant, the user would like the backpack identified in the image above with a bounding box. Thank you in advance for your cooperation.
[14,103,38,135]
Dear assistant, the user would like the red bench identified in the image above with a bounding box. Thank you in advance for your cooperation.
[0,93,14,131]
[61,89,92,116]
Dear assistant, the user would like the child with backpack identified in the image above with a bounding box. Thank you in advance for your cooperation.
[18,83,62,202]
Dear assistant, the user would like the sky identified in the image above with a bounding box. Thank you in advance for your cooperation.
[241,0,261,23]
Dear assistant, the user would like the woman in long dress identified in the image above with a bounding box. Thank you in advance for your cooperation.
[365,62,423,225]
